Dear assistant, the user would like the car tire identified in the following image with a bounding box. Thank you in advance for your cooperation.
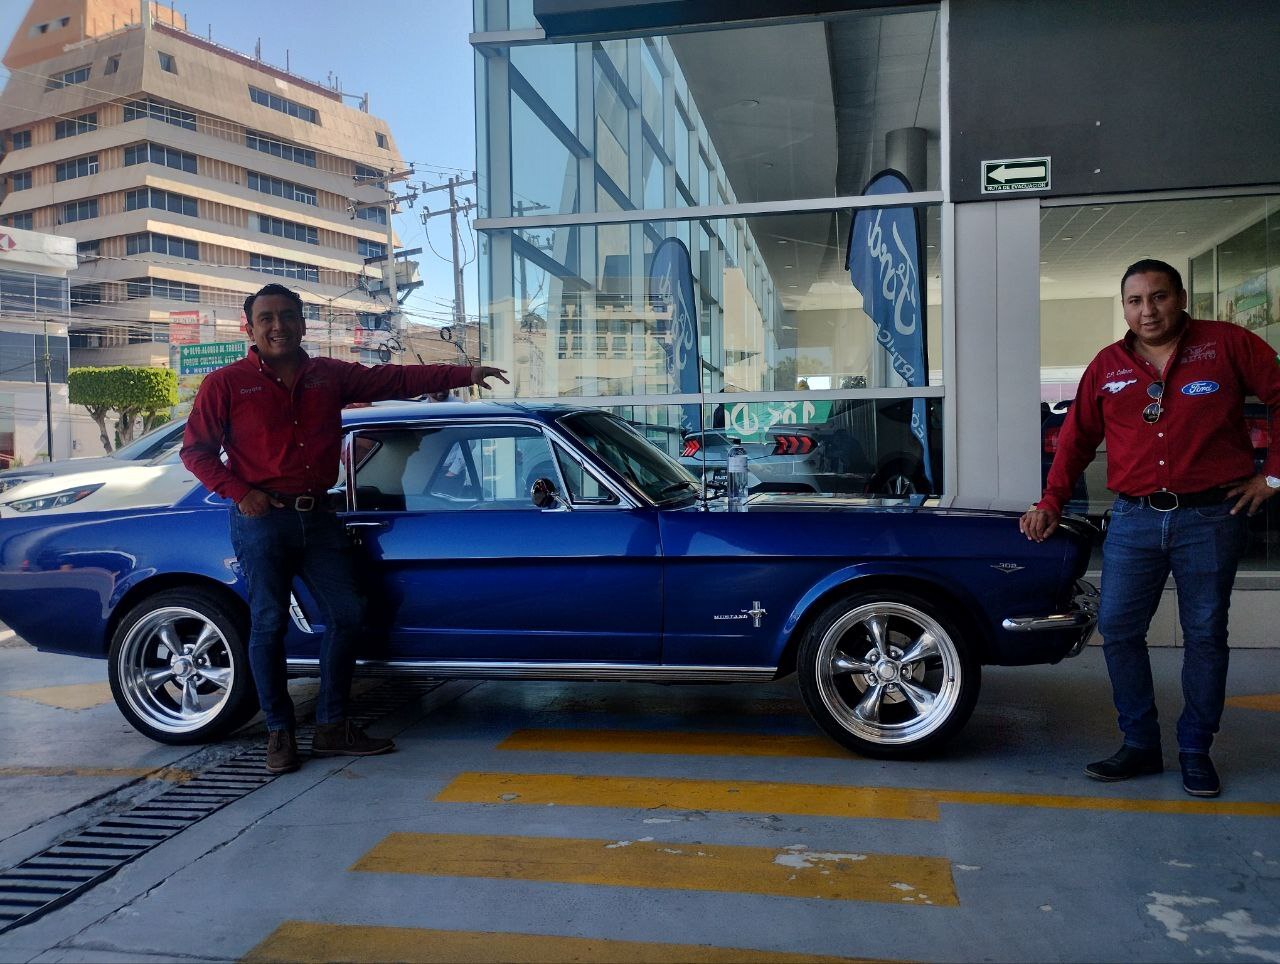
[869,460,925,496]
[797,590,979,758]
[108,588,258,745]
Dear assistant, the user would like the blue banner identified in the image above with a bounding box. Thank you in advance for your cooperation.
[847,170,932,488]
[649,237,701,434]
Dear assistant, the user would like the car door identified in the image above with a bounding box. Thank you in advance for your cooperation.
[341,418,662,663]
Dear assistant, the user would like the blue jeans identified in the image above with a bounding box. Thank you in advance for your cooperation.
[1098,496,1247,753]
[228,507,366,732]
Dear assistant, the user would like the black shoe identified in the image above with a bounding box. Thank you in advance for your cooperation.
[312,719,395,757]
[1179,752,1221,798]
[1084,745,1163,782]
[265,729,299,774]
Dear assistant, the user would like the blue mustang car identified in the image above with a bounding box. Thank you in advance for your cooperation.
[0,401,1098,758]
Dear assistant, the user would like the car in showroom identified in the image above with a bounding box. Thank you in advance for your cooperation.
[0,401,1098,758]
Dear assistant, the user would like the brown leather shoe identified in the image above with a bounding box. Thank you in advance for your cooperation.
[312,719,395,757]
[265,729,299,774]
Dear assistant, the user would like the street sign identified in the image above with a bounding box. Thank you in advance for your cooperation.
[178,341,245,375]
[981,156,1051,194]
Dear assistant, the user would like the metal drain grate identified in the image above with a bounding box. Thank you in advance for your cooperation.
[0,678,442,933]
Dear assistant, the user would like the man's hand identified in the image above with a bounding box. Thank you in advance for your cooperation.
[1227,474,1278,516]
[1019,505,1060,542]
[470,366,510,391]
[237,489,283,517]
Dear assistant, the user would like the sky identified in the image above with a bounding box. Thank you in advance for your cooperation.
[0,0,483,334]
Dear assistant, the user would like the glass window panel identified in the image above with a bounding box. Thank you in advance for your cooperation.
[641,137,664,209]
[510,90,580,215]
[641,41,664,140]
[510,44,576,134]
[594,60,629,194]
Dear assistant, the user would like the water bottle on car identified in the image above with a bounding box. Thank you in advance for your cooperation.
[726,439,749,511]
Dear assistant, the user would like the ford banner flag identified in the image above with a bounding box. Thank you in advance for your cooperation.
[847,170,932,489]
[650,237,701,434]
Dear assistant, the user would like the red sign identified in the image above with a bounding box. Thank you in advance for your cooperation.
[169,311,202,345]
[0,233,15,252]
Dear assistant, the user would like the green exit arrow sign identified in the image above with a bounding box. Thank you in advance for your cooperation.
[981,157,1051,194]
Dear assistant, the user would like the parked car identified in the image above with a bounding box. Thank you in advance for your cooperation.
[676,430,805,493]
[0,401,1098,759]
[0,447,200,519]
[0,418,187,495]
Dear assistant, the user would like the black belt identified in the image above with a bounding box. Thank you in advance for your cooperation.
[1117,487,1231,512]
[269,491,329,512]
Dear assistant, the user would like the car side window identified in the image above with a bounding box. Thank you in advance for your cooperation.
[553,441,619,505]
[351,424,558,512]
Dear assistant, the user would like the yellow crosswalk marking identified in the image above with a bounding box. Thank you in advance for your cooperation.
[1227,693,1280,712]
[438,772,1280,819]
[243,921,893,963]
[3,682,113,710]
[352,832,955,906]
[438,772,939,820]
[499,728,847,758]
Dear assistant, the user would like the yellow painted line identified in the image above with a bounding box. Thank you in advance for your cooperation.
[499,728,848,758]
[1227,693,1280,712]
[3,682,113,710]
[437,772,1280,820]
[437,772,940,821]
[352,832,955,907]
[0,765,195,783]
[243,921,892,963]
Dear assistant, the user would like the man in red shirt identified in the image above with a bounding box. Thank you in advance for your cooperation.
[181,283,508,773]
[1022,259,1280,797]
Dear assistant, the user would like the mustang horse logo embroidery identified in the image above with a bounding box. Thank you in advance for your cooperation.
[1102,379,1136,395]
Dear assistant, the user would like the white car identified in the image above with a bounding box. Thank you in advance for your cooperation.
[0,449,200,518]
[0,418,187,496]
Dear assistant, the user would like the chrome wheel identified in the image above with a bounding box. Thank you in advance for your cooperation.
[114,603,239,737]
[799,593,977,756]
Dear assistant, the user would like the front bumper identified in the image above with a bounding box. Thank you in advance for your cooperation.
[1001,580,1099,657]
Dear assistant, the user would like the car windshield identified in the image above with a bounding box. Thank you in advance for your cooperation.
[111,418,186,461]
[558,411,699,504]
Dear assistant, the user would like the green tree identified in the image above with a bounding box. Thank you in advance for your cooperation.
[68,367,179,453]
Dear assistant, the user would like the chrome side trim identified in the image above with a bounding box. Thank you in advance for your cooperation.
[288,594,313,633]
[286,659,777,683]
[1002,613,1092,632]
[1002,580,1099,657]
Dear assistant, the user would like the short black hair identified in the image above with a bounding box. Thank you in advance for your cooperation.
[243,283,304,324]
[1121,258,1183,294]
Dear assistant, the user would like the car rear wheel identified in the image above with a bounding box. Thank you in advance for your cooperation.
[797,591,979,758]
[108,588,257,745]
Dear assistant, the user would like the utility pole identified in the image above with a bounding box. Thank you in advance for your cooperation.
[420,173,478,342]
[351,167,416,351]
[42,319,54,460]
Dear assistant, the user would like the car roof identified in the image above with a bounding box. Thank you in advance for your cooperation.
[340,400,592,427]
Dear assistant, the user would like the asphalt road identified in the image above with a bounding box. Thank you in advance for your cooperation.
[0,638,1278,963]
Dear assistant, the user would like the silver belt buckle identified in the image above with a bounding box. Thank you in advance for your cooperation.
[1147,490,1178,512]
[294,495,316,511]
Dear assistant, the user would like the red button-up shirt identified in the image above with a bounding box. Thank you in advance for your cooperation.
[1040,317,1280,516]
[181,349,474,505]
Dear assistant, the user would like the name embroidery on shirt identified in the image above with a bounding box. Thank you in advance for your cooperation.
[239,386,263,396]
[1104,367,1134,379]
[1180,342,1217,364]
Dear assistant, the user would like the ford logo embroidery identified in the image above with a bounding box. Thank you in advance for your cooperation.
[1181,380,1219,396]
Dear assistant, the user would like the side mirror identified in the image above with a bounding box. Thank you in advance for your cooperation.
[531,477,571,510]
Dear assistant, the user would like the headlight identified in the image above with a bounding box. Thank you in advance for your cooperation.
[6,483,104,513]
[0,474,52,494]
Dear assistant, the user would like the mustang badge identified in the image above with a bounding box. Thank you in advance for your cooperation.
[713,601,768,628]
[991,563,1025,574]
[1102,379,1136,395]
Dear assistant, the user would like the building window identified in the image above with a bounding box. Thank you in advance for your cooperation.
[354,163,383,180]
[358,238,386,260]
[248,85,318,124]
[54,112,97,139]
[71,282,103,304]
[7,213,33,230]
[10,130,31,150]
[123,98,196,131]
[10,171,31,192]
[126,232,198,259]
[125,187,198,217]
[76,239,100,257]
[256,214,318,245]
[157,51,176,73]
[123,142,197,173]
[46,65,90,90]
[355,205,387,225]
[104,55,120,75]
[249,253,319,283]
[63,199,98,222]
[245,130,316,167]
[125,277,200,302]
[375,131,389,149]
[246,171,317,206]
[55,154,99,181]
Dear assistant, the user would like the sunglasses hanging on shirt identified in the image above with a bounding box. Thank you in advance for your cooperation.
[1142,380,1164,424]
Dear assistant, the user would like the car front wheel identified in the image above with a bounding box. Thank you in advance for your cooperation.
[797,591,979,758]
[108,588,257,745]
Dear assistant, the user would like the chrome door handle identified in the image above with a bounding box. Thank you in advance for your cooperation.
[345,521,388,530]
